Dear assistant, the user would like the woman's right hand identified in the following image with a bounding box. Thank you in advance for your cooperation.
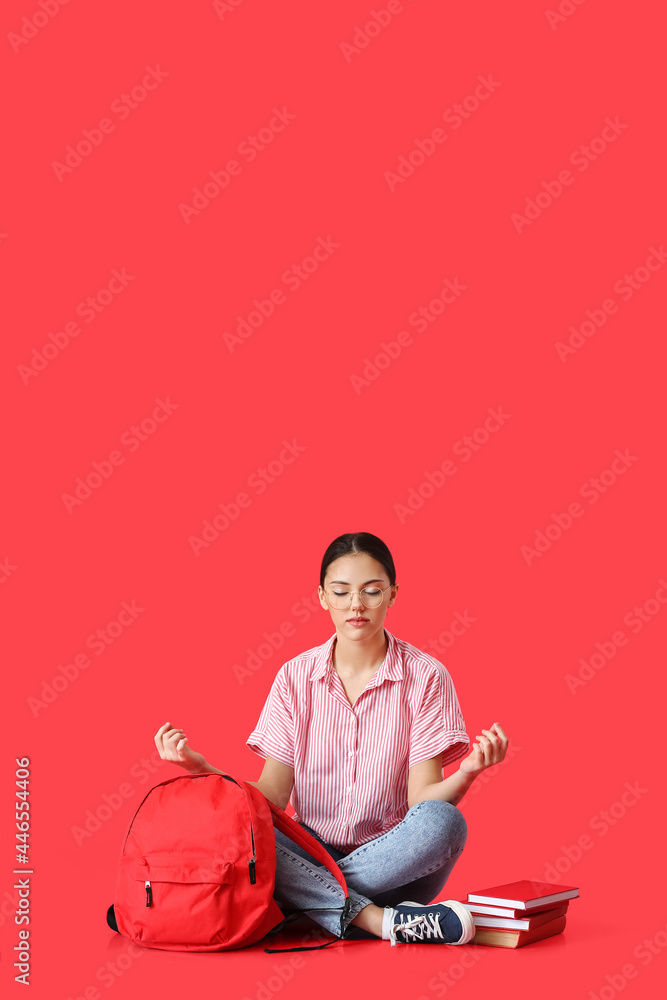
[154,721,211,774]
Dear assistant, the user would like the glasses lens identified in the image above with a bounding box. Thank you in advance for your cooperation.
[361,588,383,608]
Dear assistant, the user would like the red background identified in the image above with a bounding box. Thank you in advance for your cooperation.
[2,1,665,997]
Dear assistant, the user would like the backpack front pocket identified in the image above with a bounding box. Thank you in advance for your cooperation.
[124,854,235,948]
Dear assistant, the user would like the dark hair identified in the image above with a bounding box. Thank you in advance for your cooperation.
[319,532,396,589]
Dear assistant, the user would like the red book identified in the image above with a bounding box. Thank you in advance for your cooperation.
[467,879,579,910]
[460,898,571,920]
[471,913,567,948]
[456,900,569,931]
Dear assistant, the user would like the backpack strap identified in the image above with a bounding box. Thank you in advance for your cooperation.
[262,798,355,952]
[266,800,349,897]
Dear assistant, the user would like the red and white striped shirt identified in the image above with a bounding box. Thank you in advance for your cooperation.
[246,628,469,850]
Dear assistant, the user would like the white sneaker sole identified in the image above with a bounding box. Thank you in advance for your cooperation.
[401,899,476,945]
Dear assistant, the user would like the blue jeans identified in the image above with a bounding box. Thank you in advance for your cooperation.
[272,799,467,940]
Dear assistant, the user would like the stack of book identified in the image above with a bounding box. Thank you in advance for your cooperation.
[458,879,579,948]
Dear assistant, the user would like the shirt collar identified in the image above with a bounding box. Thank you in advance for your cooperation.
[310,628,403,684]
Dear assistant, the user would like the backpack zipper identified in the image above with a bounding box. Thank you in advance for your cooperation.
[248,819,256,884]
[145,880,152,906]
[220,774,257,884]
[214,773,259,885]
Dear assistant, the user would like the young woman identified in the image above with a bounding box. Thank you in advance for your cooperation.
[154,532,509,946]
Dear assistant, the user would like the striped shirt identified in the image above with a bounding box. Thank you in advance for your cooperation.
[246,628,469,850]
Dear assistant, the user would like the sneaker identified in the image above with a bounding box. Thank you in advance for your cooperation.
[382,899,475,946]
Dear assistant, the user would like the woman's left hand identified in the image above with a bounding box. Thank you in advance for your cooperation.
[458,722,509,776]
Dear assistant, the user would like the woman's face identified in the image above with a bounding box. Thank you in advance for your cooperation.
[318,551,398,641]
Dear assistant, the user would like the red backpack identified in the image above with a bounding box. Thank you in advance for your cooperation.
[106,772,352,953]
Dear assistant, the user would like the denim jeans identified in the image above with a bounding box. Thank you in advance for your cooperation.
[272,799,467,940]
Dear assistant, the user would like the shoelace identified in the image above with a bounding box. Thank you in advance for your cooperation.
[389,910,445,947]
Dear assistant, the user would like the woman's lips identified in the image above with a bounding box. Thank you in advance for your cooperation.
[347,618,369,626]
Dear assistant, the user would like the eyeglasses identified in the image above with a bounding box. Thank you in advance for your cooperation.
[323,585,393,611]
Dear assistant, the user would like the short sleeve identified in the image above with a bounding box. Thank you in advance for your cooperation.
[408,665,469,770]
[246,666,295,768]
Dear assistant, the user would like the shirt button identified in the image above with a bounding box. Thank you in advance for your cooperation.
[348,751,354,757]
[347,786,352,792]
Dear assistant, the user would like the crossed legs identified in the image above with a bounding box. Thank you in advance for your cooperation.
[273,799,468,940]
